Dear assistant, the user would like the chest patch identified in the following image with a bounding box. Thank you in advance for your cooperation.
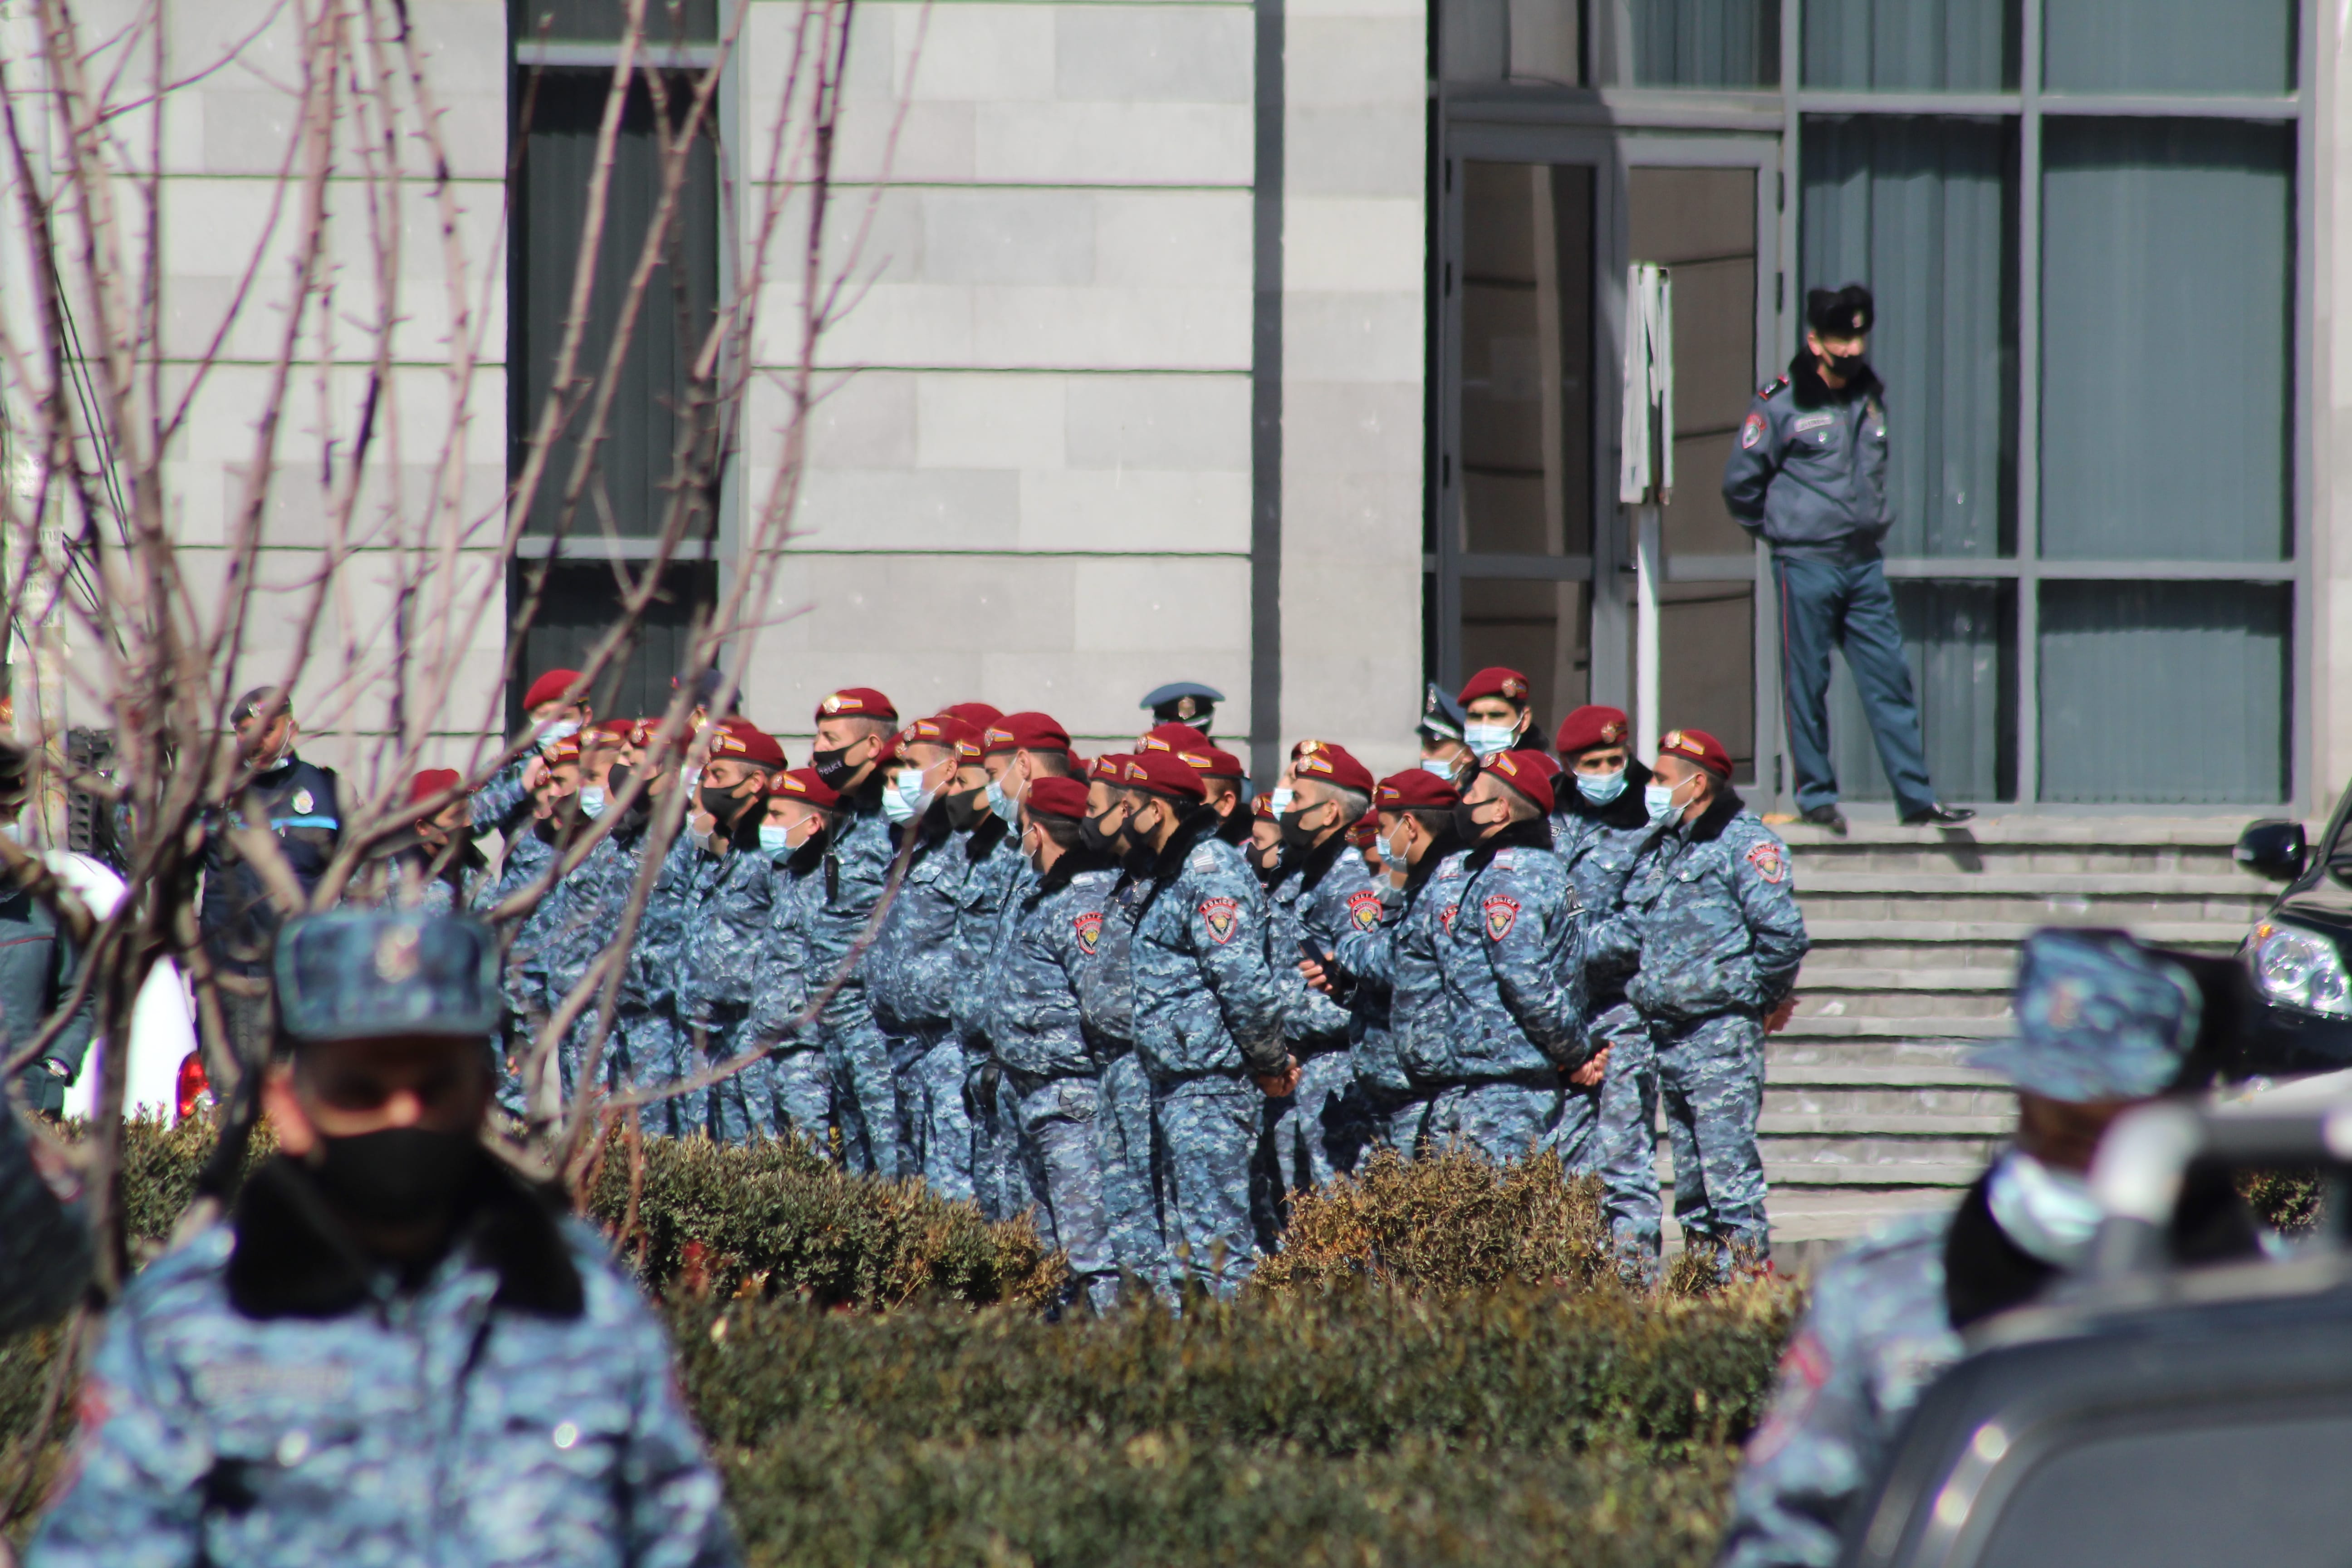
[1346,888,1383,932]
[1792,412,1834,434]
[1073,911,1103,955]
[291,789,315,815]
[1198,897,1240,945]
[1483,895,1520,940]
[1740,411,1765,450]
[1745,841,1788,884]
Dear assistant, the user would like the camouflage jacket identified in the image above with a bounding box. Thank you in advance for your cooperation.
[1073,858,1150,1061]
[466,750,535,837]
[1547,761,1655,998]
[805,784,896,1019]
[949,818,1027,1054]
[1130,818,1286,1081]
[1428,823,1589,1079]
[29,1157,737,1568]
[981,853,1120,1081]
[1331,856,1449,1097]
[1607,791,1808,1024]
[865,812,969,1040]
[541,812,652,1019]
[679,821,776,1041]
[748,843,827,1050]
[626,830,704,1022]
[1264,835,1377,1057]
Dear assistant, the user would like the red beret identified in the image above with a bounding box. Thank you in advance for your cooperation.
[1024,775,1090,822]
[770,768,840,808]
[1554,704,1631,757]
[901,714,980,755]
[1290,736,1333,762]
[941,701,1003,730]
[1374,769,1459,811]
[1252,791,1276,822]
[1291,743,1375,796]
[1457,666,1531,706]
[545,735,582,766]
[709,718,786,769]
[1142,723,1210,755]
[1348,810,1380,849]
[1659,726,1734,779]
[409,767,461,806]
[1124,750,1206,803]
[983,711,1070,755]
[815,687,897,723]
[1484,750,1558,813]
[522,669,586,712]
[1090,752,1135,784]
[1176,744,1244,780]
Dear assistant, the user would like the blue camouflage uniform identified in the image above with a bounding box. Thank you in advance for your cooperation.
[1259,835,1377,1227]
[867,812,977,1198]
[746,839,838,1148]
[980,850,1123,1309]
[623,829,705,1140]
[678,820,777,1145]
[1129,818,1287,1297]
[1416,822,1588,1164]
[1605,789,1807,1264]
[536,811,653,1103]
[949,815,1028,1217]
[1331,861,1446,1156]
[29,1161,737,1568]
[806,782,905,1178]
[1550,762,1667,1264]
[475,823,560,1118]
[1073,861,1166,1282]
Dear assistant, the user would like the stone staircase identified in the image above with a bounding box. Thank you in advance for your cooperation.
[1674,817,2280,1259]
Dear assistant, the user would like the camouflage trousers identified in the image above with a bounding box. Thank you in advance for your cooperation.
[893,1031,978,1202]
[821,995,904,1179]
[1554,1001,1662,1272]
[770,1045,834,1152]
[1652,1009,1768,1263]
[1152,1074,1262,1298]
[1009,1074,1119,1312]
[1358,1083,1433,1157]
[1422,1077,1563,1165]
[1095,1052,1161,1285]
[1254,1048,1368,1244]
[622,1011,698,1141]
[965,1058,1018,1221]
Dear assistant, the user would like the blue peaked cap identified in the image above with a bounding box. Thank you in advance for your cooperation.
[274,909,501,1045]
[1972,928,2202,1101]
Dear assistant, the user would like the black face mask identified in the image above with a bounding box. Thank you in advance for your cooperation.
[1251,840,1287,877]
[1079,808,1125,855]
[1823,350,1868,383]
[810,746,857,789]
[1451,801,1495,844]
[700,780,747,827]
[943,787,985,832]
[308,1126,480,1229]
[1277,808,1326,853]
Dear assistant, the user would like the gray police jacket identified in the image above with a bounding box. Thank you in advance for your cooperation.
[1266,836,1378,1057]
[1074,863,1148,1059]
[1548,762,1657,1004]
[866,813,970,1040]
[30,1158,737,1568]
[1721,355,1891,559]
[1130,819,1287,1081]
[1333,853,1452,1098]
[1427,824,1589,1080]
[949,818,1026,1055]
[679,823,777,1048]
[982,853,1119,1081]
[1607,792,1808,1024]
[807,788,896,1029]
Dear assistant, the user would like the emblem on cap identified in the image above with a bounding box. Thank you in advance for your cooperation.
[1601,720,1624,742]
[373,925,421,982]
[1176,696,1200,720]
[1502,676,1526,698]
[1663,730,1685,750]
[292,789,314,815]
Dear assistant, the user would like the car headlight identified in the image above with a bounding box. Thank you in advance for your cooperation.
[2249,921,2352,1017]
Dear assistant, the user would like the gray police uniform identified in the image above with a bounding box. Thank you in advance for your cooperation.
[1073,862,1167,1282]
[980,852,1122,1309]
[537,811,654,1103]
[1260,834,1378,1214]
[744,838,838,1146]
[806,782,905,1178]
[1721,357,1936,819]
[679,820,778,1145]
[949,815,1027,1219]
[1336,855,1455,1156]
[1129,818,1286,1297]
[625,831,706,1140]
[1607,790,1807,1262]
[867,812,978,1199]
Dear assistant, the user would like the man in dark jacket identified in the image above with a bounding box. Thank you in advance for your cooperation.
[0,744,95,1117]
[1721,284,1970,834]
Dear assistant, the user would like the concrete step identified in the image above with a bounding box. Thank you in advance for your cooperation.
[1768,1041,1997,1071]
[1765,1158,1987,1188]
[1761,1188,1963,1251]
[1796,967,2012,993]
[1801,920,2250,968]
[1776,1014,2012,1042]
[1762,1134,2002,1168]
[1795,879,2270,926]
[1791,988,2013,1019]
[1767,1058,2007,1088]
[1765,1086,2014,1118]
[1759,1111,2011,1138]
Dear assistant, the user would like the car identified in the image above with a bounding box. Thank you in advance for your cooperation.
[2234,804,2352,1069]
[1836,1098,2352,1568]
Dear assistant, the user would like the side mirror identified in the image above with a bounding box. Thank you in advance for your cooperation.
[2235,818,2308,882]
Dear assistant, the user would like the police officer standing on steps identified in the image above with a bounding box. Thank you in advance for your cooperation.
[28,908,738,1566]
[1139,681,1223,740]
[1716,929,2261,1568]
[1722,284,1974,834]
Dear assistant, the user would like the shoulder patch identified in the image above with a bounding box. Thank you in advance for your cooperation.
[1740,410,1766,450]
[1191,850,1217,872]
[1345,887,1383,932]
[1744,840,1787,884]
[1198,897,1240,945]
[1072,910,1104,955]
[1436,862,1465,882]
[1492,848,1518,869]
[1759,374,1789,399]
[1439,902,1460,932]
[1482,894,1521,940]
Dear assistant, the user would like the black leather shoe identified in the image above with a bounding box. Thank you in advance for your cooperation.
[1799,804,1848,835]
[1901,803,1976,826]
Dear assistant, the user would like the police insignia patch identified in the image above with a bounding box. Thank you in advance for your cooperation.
[373,926,421,981]
[1745,841,1787,884]
[1191,850,1217,872]
[1439,903,1460,932]
[292,789,315,815]
[1483,895,1520,940]
[1740,411,1765,450]
[1793,412,1834,434]
[1199,897,1240,944]
[1347,888,1382,932]
[1073,911,1103,955]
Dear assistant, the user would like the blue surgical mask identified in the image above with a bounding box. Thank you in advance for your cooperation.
[1575,769,1627,806]
[1420,757,1458,780]
[758,823,793,858]
[1986,1149,2104,1269]
[882,777,924,825]
[578,785,607,819]
[536,719,580,752]
[985,773,1018,822]
[1643,781,1681,827]
[1464,722,1516,759]
[1268,786,1296,817]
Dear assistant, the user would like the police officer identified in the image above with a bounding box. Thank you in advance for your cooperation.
[867,716,980,1198]
[803,687,904,1176]
[680,720,784,1144]
[1139,681,1223,738]
[1417,683,1476,786]
[1111,750,1293,1295]
[945,720,1025,1217]
[0,743,96,1119]
[1717,929,2260,1568]
[29,908,738,1566]
[1417,751,1588,1162]
[1260,743,1379,1212]
[475,734,582,1120]
[200,688,342,1066]
[1324,769,1463,1156]
[1455,667,1549,763]
[979,774,1122,1309]
[382,769,483,915]
[746,768,842,1146]
[1070,755,1166,1280]
[1141,725,1250,846]
[1608,728,1808,1273]
[1548,705,1663,1269]
[1721,283,1971,834]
